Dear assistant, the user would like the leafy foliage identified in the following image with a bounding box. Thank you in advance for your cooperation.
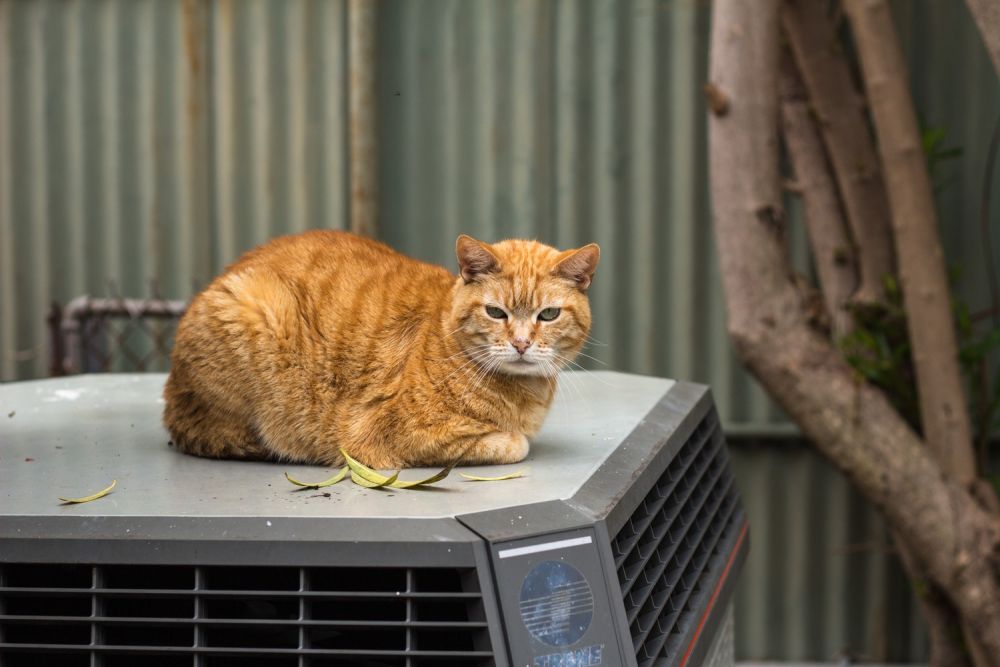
[956,299,1000,468]
[839,124,1000,477]
[840,276,1000,473]
[840,276,921,431]
[922,124,963,193]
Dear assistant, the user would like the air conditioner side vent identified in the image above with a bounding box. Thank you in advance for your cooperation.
[610,408,745,667]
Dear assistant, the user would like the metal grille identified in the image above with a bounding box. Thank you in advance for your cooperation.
[0,563,493,667]
[49,296,187,376]
[611,410,744,666]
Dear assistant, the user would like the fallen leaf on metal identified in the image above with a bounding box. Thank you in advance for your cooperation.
[390,460,460,489]
[59,480,117,504]
[284,468,348,489]
[349,469,400,488]
[459,470,526,482]
[341,449,455,489]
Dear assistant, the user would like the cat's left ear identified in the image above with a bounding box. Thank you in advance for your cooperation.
[553,244,600,291]
[456,235,501,284]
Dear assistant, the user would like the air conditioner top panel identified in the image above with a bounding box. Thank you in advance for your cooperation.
[1,372,675,521]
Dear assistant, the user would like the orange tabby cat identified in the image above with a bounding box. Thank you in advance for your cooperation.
[163,230,599,468]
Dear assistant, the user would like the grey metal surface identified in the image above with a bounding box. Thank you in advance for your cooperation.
[0,371,672,519]
[458,381,710,541]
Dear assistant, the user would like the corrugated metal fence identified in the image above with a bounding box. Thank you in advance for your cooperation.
[2,0,998,661]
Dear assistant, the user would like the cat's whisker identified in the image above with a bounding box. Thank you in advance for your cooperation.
[551,353,589,372]
[470,356,503,396]
[436,351,494,386]
[429,342,494,359]
[555,361,586,406]
[458,358,492,403]
[571,350,607,366]
[429,345,494,364]
[552,353,620,389]
[433,350,493,386]
[542,361,575,431]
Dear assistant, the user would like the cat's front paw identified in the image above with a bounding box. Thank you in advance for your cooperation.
[469,431,529,464]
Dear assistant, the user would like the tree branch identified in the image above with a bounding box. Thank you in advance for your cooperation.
[779,54,857,337]
[844,0,977,488]
[894,532,971,667]
[709,1,1000,662]
[782,0,895,306]
[966,0,1000,79]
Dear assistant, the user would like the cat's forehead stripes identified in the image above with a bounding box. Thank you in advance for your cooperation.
[489,240,565,312]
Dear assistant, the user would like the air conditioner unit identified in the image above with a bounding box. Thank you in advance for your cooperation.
[0,372,748,667]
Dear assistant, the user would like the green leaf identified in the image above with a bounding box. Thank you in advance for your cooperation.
[341,450,398,485]
[961,329,1000,365]
[390,462,458,488]
[934,147,962,161]
[922,126,946,153]
[284,467,348,489]
[883,274,900,299]
[459,470,526,482]
[954,301,972,338]
[349,469,400,489]
[59,480,117,504]
[341,448,456,489]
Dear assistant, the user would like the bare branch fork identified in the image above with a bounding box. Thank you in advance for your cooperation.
[782,0,895,307]
[708,1,1000,664]
[779,46,971,665]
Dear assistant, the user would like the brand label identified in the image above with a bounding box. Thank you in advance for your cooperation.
[533,644,604,667]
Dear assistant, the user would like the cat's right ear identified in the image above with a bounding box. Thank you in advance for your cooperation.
[456,235,500,283]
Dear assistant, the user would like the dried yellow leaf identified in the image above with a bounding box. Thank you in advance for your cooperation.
[284,467,348,489]
[341,448,456,489]
[389,461,458,489]
[459,469,526,482]
[341,450,396,485]
[349,469,399,488]
[59,479,117,504]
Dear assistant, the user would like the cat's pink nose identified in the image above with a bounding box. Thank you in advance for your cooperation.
[512,338,532,355]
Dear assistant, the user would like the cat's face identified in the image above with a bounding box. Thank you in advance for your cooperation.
[450,235,600,377]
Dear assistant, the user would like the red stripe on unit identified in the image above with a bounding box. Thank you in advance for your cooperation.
[677,520,749,667]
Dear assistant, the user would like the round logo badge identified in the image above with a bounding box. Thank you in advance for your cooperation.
[519,560,594,647]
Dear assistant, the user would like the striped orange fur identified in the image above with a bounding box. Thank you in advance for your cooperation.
[163,230,599,468]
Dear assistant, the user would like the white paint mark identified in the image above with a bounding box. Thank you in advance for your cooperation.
[498,535,592,559]
[42,389,84,402]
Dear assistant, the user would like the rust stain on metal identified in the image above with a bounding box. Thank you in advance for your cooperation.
[181,0,205,122]
[349,0,378,238]
[181,0,201,76]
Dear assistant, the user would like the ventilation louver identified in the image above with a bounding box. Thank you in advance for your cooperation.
[611,410,744,666]
[0,564,492,666]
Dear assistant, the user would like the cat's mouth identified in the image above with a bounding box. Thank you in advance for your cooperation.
[500,357,555,377]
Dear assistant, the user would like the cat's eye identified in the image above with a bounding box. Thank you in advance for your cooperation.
[485,305,507,319]
[538,307,561,322]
